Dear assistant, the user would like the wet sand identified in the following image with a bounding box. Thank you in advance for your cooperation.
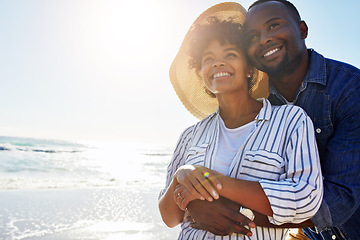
[0,187,180,240]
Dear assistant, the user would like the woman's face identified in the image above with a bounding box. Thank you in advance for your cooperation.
[200,40,250,96]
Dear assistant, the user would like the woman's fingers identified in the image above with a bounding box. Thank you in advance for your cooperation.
[173,185,197,211]
[189,177,214,202]
[196,170,222,200]
[206,170,223,190]
[174,187,186,210]
[179,192,194,211]
[175,165,223,201]
[187,168,221,201]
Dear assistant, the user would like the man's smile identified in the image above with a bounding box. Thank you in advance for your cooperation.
[263,47,280,58]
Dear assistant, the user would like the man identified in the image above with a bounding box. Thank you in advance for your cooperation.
[187,1,360,239]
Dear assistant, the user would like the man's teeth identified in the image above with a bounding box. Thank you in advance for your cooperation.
[214,72,230,78]
[264,48,279,57]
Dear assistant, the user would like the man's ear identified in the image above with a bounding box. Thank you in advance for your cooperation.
[300,20,308,39]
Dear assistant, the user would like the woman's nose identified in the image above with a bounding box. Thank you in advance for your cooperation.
[212,61,225,68]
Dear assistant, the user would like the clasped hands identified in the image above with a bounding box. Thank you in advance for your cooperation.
[173,165,222,211]
[172,165,255,236]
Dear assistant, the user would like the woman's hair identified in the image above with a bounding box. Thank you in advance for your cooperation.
[187,17,254,97]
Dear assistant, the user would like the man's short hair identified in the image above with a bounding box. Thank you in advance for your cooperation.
[249,0,301,23]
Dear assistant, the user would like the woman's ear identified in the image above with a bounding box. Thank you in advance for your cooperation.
[246,67,254,79]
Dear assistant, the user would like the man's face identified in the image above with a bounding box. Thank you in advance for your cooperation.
[243,1,306,76]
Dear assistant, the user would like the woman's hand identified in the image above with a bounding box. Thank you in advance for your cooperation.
[174,165,223,202]
[173,184,197,211]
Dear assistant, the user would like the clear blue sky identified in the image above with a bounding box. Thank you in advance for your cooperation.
[0,0,359,145]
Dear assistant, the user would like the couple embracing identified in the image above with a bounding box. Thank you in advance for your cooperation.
[159,1,360,239]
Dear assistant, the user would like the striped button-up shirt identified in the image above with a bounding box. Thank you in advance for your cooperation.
[160,98,323,239]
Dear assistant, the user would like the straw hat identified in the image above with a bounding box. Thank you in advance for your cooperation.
[169,2,269,120]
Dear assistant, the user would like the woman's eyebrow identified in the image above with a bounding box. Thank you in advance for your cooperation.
[224,48,240,52]
[202,51,213,57]
[202,47,240,57]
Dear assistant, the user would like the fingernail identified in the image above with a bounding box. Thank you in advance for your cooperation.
[249,222,255,228]
[212,191,219,199]
[200,196,205,200]
[208,197,213,201]
[217,184,222,190]
[247,231,252,237]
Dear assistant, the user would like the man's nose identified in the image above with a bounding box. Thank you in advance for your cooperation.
[260,32,272,45]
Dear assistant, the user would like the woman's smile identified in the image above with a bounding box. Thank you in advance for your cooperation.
[201,40,249,95]
[213,71,232,80]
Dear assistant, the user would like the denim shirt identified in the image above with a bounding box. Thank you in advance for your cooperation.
[268,49,360,240]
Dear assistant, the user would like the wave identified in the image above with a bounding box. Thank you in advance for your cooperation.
[0,136,86,154]
[0,135,172,190]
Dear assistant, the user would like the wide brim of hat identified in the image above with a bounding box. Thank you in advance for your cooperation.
[169,2,269,120]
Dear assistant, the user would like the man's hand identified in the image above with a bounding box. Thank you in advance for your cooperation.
[186,196,255,236]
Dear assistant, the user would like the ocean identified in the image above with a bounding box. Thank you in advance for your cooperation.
[0,136,180,239]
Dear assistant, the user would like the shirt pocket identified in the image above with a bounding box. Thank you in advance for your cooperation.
[186,144,208,165]
[298,89,333,154]
[240,149,285,181]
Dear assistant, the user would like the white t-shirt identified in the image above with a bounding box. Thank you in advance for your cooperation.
[213,116,255,175]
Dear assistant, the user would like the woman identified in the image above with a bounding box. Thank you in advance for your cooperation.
[158,2,322,239]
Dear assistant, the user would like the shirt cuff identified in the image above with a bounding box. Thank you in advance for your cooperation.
[310,199,332,232]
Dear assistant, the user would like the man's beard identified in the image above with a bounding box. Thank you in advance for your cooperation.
[261,52,303,78]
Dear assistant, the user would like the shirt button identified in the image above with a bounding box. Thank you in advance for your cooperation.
[316,128,321,134]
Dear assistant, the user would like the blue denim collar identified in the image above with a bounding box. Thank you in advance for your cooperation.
[269,49,327,96]
[304,49,327,85]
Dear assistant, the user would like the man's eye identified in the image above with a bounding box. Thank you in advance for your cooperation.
[269,23,279,30]
[248,34,258,43]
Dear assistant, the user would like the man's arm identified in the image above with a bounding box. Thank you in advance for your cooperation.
[188,197,313,236]
[310,83,360,231]
[187,197,254,236]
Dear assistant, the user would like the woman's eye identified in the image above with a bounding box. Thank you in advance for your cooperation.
[202,57,213,64]
[226,53,237,58]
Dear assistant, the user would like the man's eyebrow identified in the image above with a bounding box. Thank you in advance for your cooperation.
[243,16,281,31]
[264,17,281,25]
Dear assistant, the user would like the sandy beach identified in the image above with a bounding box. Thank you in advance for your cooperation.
[0,187,180,240]
[0,137,181,239]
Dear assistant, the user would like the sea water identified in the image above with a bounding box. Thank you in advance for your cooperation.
[0,136,180,240]
[0,136,173,190]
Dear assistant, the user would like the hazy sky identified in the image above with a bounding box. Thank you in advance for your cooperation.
[1,0,359,145]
